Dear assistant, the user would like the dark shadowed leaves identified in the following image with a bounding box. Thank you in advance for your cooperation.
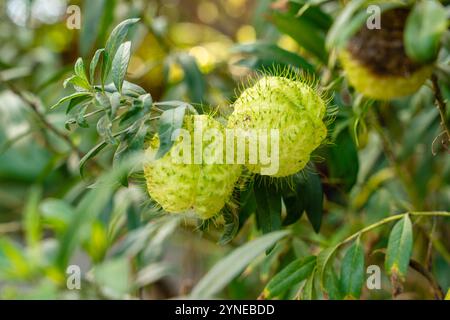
[282,169,323,233]
[254,184,282,234]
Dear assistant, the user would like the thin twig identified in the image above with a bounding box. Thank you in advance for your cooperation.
[425,217,436,272]
[409,259,444,300]
[368,109,421,209]
[431,75,449,152]
[0,78,83,157]
[338,211,450,247]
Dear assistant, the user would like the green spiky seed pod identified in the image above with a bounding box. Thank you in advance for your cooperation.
[227,75,327,177]
[143,114,241,219]
[340,8,433,100]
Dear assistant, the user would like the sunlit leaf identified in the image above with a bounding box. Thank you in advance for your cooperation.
[190,230,290,298]
[112,41,131,93]
[102,18,140,83]
[90,49,104,84]
[74,58,89,83]
[50,92,92,110]
[272,11,327,63]
[177,53,205,103]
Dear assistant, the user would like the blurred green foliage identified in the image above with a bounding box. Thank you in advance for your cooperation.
[0,0,449,300]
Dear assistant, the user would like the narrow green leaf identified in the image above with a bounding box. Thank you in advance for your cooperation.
[79,0,106,56]
[233,42,314,73]
[254,184,282,234]
[282,170,323,232]
[63,75,91,91]
[79,141,108,176]
[177,53,205,103]
[301,268,316,300]
[340,238,365,299]
[23,186,42,247]
[325,128,359,191]
[74,58,89,83]
[325,0,366,50]
[282,187,305,226]
[102,18,140,83]
[385,215,413,280]
[112,41,131,93]
[190,230,290,298]
[317,245,339,290]
[66,94,92,114]
[404,0,447,63]
[264,256,316,299]
[155,105,187,159]
[303,171,323,233]
[323,264,342,300]
[218,209,239,245]
[272,11,327,63]
[90,49,104,84]
[50,92,92,110]
[238,187,257,230]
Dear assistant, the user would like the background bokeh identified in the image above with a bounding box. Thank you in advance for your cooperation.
[0,0,448,300]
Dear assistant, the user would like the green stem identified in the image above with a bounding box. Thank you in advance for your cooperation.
[338,211,450,248]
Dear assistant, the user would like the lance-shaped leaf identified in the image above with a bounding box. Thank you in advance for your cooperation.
[90,49,104,84]
[301,269,316,300]
[340,237,365,299]
[190,230,290,299]
[79,141,108,176]
[385,215,413,280]
[112,41,131,93]
[102,18,140,83]
[177,53,205,103]
[74,57,89,83]
[79,0,106,56]
[263,255,316,299]
[282,170,323,232]
[51,92,92,110]
[254,184,282,234]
